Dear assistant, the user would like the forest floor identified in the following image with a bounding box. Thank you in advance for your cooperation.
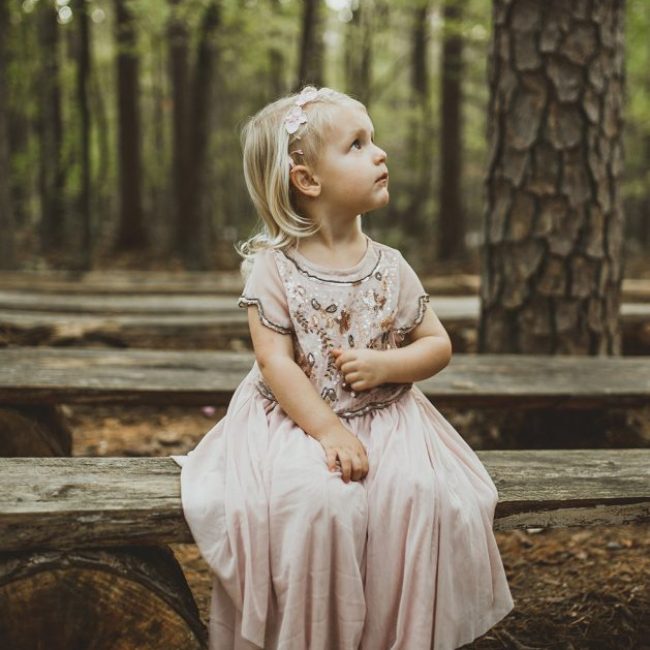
[68,402,650,650]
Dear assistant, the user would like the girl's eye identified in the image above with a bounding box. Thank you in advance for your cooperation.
[351,139,362,149]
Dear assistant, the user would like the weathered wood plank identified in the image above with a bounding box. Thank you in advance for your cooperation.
[1,292,649,320]
[0,270,244,295]
[2,271,649,300]
[0,347,649,409]
[0,450,648,552]
[1,297,648,352]
[0,292,238,314]
[0,272,480,298]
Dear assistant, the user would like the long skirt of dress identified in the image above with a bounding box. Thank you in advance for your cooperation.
[171,377,514,650]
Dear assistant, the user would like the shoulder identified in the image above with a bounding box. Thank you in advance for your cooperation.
[241,247,285,284]
[368,239,409,269]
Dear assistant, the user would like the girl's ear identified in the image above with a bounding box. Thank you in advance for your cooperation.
[289,165,321,198]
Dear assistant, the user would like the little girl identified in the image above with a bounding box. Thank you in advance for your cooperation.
[172,85,514,649]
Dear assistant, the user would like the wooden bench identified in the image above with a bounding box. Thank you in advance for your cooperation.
[1,294,649,353]
[0,451,648,649]
[1,346,648,456]
[1,346,649,410]
[2,451,649,549]
[2,270,650,300]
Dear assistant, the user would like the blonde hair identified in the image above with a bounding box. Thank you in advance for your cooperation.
[235,86,365,278]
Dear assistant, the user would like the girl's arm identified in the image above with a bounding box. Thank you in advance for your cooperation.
[333,306,452,389]
[248,308,369,483]
[246,307,341,441]
[379,306,452,384]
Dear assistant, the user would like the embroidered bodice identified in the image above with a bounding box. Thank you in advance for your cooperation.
[238,236,430,419]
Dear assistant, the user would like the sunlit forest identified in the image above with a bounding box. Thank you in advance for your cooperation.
[1,0,648,272]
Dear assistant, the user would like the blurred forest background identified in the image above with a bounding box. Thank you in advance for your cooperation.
[0,0,648,272]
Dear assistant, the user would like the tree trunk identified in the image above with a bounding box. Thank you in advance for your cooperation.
[167,0,190,260]
[113,0,146,251]
[90,44,112,253]
[438,0,465,261]
[178,0,221,270]
[643,134,650,248]
[401,0,434,240]
[479,0,625,355]
[37,2,65,258]
[296,0,324,89]
[75,0,92,269]
[0,0,16,269]
[344,0,373,108]
[268,0,285,99]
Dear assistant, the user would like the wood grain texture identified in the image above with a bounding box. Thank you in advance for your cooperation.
[2,271,649,299]
[0,451,648,553]
[0,347,648,409]
[0,546,206,649]
[2,296,649,351]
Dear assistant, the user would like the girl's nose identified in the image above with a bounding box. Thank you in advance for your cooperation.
[374,146,387,162]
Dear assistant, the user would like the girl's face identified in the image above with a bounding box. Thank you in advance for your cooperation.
[311,105,389,218]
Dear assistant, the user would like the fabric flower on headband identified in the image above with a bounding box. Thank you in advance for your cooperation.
[284,86,319,134]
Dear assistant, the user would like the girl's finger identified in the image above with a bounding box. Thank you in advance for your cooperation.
[339,455,352,483]
[326,450,338,472]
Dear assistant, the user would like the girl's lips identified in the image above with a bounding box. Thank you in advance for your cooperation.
[376,173,389,183]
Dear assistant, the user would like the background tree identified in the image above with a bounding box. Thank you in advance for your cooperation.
[343,0,373,107]
[296,0,324,89]
[36,0,65,257]
[167,0,190,260]
[178,0,221,270]
[479,0,626,355]
[267,0,286,98]
[75,0,92,268]
[0,0,15,269]
[113,0,146,251]
[437,0,465,261]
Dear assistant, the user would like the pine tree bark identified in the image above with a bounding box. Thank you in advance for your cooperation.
[114,0,146,251]
[0,0,16,269]
[37,2,65,257]
[296,0,324,89]
[438,0,465,261]
[479,0,625,355]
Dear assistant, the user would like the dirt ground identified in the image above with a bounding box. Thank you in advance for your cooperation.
[68,403,650,650]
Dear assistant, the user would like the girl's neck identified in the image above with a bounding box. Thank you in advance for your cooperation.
[294,231,370,269]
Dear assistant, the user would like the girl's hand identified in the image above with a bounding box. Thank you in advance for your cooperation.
[318,424,369,483]
[331,348,387,392]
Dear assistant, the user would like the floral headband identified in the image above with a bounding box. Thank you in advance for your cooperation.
[286,86,329,170]
[285,86,319,135]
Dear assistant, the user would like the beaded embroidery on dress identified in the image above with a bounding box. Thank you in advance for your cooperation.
[239,236,429,418]
[172,235,515,650]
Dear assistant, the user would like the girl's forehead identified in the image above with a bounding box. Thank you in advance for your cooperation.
[326,105,374,142]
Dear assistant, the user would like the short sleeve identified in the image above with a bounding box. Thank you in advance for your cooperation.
[238,250,293,335]
[394,252,431,337]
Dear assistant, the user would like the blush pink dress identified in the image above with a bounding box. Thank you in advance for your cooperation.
[171,235,514,650]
